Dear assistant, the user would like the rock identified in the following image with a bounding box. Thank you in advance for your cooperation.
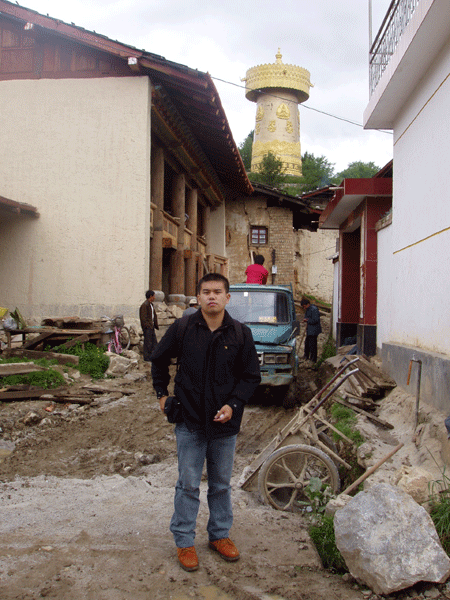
[166,304,183,319]
[105,353,138,376]
[325,494,353,516]
[121,349,140,361]
[135,452,159,465]
[23,411,42,426]
[334,483,450,595]
[395,465,433,505]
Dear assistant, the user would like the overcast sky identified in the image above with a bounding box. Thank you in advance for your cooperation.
[19,0,393,173]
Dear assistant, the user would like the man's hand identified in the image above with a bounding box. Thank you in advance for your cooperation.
[213,404,233,423]
[159,396,168,413]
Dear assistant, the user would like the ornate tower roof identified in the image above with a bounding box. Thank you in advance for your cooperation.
[244,49,311,104]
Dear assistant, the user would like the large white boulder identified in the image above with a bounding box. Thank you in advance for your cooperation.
[334,482,450,595]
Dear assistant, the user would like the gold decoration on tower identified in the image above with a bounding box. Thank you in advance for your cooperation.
[242,49,311,176]
[276,103,290,120]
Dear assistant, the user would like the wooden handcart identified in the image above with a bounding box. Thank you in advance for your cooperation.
[240,358,360,511]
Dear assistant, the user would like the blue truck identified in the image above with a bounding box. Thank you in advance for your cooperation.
[227,283,300,406]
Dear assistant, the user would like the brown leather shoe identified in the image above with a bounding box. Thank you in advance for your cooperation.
[209,538,240,562]
[177,546,199,571]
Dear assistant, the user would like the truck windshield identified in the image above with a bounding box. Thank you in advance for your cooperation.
[228,291,289,324]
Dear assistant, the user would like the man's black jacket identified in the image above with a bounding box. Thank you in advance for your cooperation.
[151,309,261,439]
[305,304,322,336]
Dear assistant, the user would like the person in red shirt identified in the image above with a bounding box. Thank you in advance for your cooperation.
[245,255,268,285]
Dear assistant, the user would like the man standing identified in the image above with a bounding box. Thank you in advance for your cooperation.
[151,273,261,572]
[245,255,268,285]
[140,290,159,362]
[300,298,322,364]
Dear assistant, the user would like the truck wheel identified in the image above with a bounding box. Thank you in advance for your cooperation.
[281,381,298,409]
[258,444,340,511]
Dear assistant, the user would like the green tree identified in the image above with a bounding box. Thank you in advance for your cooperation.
[251,151,284,187]
[334,161,380,181]
[284,152,335,195]
[301,152,335,191]
[238,130,254,171]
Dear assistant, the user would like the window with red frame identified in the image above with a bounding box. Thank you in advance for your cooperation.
[250,226,268,245]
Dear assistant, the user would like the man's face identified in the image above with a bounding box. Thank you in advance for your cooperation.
[148,295,155,303]
[197,280,230,316]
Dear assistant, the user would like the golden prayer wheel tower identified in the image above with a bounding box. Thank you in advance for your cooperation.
[243,49,311,176]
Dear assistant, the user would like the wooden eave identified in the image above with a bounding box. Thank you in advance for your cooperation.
[152,87,224,206]
[0,194,39,217]
[249,182,318,231]
[0,0,142,59]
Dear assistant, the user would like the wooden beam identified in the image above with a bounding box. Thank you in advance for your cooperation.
[3,348,79,365]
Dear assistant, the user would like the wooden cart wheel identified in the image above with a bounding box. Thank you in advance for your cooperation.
[258,444,340,511]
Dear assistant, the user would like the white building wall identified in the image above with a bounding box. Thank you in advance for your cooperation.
[376,223,393,352]
[391,37,450,354]
[293,229,335,304]
[0,76,151,324]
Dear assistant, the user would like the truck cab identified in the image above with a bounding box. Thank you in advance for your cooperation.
[227,284,300,390]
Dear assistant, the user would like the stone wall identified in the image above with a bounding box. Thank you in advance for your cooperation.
[226,195,335,303]
[225,196,294,286]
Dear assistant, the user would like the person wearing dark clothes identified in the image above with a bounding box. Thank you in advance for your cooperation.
[245,254,268,285]
[300,298,322,364]
[139,290,159,362]
[151,273,261,572]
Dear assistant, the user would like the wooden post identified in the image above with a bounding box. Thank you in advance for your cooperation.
[150,145,164,290]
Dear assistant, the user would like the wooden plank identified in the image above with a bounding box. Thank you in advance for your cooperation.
[334,397,394,429]
[60,334,90,349]
[0,363,44,377]
[343,393,378,410]
[23,331,55,350]
[0,388,52,400]
[3,349,79,365]
[359,355,397,388]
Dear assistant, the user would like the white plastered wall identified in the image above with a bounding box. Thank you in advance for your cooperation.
[0,76,151,324]
[293,228,335,304]
[376,223,393,352]
[390,37,450,354]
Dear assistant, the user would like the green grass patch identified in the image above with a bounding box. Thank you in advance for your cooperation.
[0,356,65,388]
[315,335,336,369]
[50,341,109,379]
[309,514,347,573]
[330,402,364,447]
[428,465,450,556]
[301,294,331,309]
[0,369,65,389]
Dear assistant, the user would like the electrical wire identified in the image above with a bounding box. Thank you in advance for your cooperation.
[211,75,393,135]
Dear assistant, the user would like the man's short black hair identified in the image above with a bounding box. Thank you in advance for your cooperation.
[196,273,229,294]
[146,290,155,299]
[300,298,310,307]
[254,255,265,265]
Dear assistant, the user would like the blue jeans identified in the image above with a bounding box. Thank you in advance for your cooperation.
[170,422,237,548]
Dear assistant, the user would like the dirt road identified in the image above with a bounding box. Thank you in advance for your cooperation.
[0,362,375,600]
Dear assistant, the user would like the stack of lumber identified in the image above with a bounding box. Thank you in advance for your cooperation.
[337,354,396,410]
